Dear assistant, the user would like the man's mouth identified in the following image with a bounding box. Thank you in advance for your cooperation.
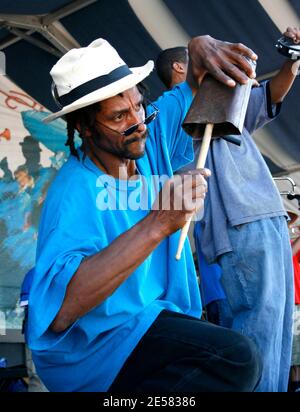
[124,131,148,146]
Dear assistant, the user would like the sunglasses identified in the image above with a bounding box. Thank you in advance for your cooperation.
[96,102,159,137]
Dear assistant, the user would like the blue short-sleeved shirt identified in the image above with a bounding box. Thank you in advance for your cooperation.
[27,82,202,392]
[194,222,225,305]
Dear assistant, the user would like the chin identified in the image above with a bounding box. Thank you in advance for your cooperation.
[123,139,146,160]
[125,150,145,160]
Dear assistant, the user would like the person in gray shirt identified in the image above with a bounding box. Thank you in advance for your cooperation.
[199,26,300,392]
[157,26,300,392]
[156,46,188,90]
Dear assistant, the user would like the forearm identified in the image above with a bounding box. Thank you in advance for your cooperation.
[186,41,207,95]
[269,59,299,104]
[51,212,168,332]
[292,236,300,256]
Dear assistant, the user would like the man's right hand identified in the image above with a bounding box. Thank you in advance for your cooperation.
[151,168,211,236]
[187,35,258,89]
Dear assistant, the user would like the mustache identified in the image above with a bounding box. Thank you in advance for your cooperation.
[124,130,148,146]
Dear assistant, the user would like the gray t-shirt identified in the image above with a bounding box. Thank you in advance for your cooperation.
[197,82,287,263]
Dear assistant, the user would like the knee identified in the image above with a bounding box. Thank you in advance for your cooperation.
[227,334,262,392]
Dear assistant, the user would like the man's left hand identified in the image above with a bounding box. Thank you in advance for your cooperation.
[188,35,258,88]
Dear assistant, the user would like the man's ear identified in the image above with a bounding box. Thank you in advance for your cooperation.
[173,61,185,74]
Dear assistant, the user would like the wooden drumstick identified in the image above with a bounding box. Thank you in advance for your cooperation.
[175,123,214,260]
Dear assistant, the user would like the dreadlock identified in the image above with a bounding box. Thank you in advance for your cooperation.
[137,82,150,111]
[65,116,78,159]
[65,102,101,159]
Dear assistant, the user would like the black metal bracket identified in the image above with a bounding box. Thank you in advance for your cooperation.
[287,193,300,210]
[276,36,300,61]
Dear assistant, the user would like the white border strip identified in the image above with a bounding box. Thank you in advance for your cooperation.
[128,0,190,49]
[258,0,300,32]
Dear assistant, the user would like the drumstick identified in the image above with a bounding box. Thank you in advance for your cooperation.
[175,123,214,260]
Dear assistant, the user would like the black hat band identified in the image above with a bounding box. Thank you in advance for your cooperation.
[58,65,132,107]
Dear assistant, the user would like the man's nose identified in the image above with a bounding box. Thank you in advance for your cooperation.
[130,108,143,124]
[129,110,146,133]
[135,120,146,133]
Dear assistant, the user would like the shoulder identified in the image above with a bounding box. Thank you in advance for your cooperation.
[41,154,99,226]
[151,82,193,130]
[154,82,193,110]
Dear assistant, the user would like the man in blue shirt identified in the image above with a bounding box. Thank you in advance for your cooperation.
[26,36,262,392]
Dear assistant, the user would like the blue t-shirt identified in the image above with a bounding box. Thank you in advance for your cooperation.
[27,82,202,392]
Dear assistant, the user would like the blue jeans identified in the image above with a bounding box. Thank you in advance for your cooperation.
[206,298,233,328]
[219,216,294,392]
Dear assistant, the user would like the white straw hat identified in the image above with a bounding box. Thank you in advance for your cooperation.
[43,38,154,123]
